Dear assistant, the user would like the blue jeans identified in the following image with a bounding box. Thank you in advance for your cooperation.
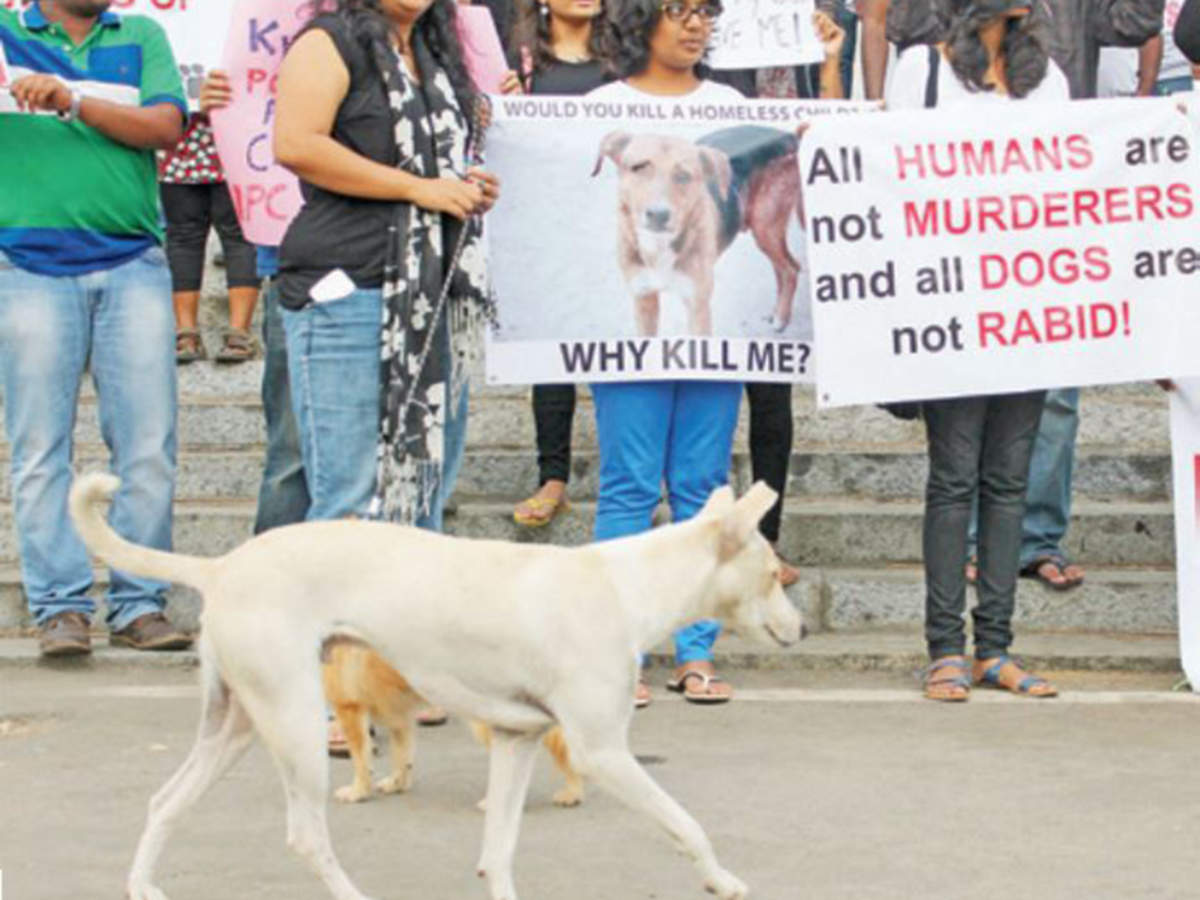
[253,280,310,534]
[1019,387,1079,569]
[282,287,466,531]
[592,380,742,663]
[0,247,177,629]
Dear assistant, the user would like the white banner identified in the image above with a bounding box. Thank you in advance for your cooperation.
[1169,380,1200,690]
[486,95,874,385]
[2,0,238,105]
[801,98,1200,408]
[708,0,823,70]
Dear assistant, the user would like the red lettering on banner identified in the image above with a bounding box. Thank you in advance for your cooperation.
[892,135,1095,181]
[979,247,1110,290]
[976,301,1132,348]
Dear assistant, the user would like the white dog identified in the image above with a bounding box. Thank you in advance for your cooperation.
[68,473,802,900]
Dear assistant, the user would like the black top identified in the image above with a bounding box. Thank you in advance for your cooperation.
[528,57,609,94]
[278,13,401,309]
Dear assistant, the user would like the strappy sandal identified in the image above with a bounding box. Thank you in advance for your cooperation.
[175,328,206,364]
[1021,556,1083,591]
[215,326,256,364]
[666,664,733,705]
[512,489,569,527]
[922,655,971,702]
[974,656,1058,698]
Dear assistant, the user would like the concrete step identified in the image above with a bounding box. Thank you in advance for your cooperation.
[0,630,1181,676]
[0,498,1177,567]
[0,557,1176,636]
[0,446,1167,506]
[0,380,1172,454]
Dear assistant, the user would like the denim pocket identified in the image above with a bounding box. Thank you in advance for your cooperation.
[139,246,169,268]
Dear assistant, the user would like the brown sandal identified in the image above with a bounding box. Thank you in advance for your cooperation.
[923,655,971,702]
[175,328,206,364]
[215,327,256,364]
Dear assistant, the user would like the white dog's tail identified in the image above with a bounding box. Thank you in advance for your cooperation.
[68,473,217,590]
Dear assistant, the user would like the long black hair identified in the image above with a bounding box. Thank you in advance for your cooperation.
[604,0,710,79]
[311,0,477,125]
[510,0,609,78]
[944,0,1050,99]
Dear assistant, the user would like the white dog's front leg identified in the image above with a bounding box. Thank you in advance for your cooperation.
[581,747,748,899]
[475,732,540,900]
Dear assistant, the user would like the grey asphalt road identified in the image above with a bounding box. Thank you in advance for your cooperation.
[1,666,1197,900]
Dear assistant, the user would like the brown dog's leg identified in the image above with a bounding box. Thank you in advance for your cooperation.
[747,157,802,332]
[331,704,373,804]
[634,291,661,336]
[543,727,585,807]
[373,690,419,795]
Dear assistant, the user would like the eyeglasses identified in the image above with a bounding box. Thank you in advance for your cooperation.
[660,0,722,24]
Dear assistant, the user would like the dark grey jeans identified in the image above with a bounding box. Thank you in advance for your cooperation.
[922,391,1046,661]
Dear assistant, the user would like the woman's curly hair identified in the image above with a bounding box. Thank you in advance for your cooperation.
[944,0,1050,99]
[510,0,610,79]
[309,0,477,126]
[603,0,711,79]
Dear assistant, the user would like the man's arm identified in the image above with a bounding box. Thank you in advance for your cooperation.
[8,75,182,148]
[859,0,889,100]
[1175,0,1200,62]
[1091,0,1166,48]
[1137,34,1164,93]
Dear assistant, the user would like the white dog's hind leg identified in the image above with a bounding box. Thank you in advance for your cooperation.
[243,687,376,900]
[475,732,541,900]
[568,739,748,900]
[127,664,254,900]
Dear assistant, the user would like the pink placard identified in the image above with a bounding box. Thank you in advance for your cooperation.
[209,0,308,247]
[456,5,508,94]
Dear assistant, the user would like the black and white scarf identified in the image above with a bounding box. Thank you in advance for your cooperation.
[364,28,490,525]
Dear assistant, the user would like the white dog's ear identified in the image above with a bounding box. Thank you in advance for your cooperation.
[592,131,632,176]
[718,482,778,558]
[699,485,736,519]
[699,147,732,200]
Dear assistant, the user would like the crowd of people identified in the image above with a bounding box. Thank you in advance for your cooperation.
[0,0,1194,716]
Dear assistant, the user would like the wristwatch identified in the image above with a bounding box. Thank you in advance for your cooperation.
[56,88,83,123]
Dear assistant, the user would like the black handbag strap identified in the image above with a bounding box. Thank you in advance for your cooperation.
[924,44,940,108]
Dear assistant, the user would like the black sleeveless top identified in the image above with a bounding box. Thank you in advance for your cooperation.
[278,13,400,309]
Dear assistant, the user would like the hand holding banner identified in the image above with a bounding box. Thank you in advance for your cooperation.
[802,98,1200,408]
[209,0,308,246]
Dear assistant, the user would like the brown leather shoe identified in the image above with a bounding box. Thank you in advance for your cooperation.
[109,613,193,651]
[39,611,92,657]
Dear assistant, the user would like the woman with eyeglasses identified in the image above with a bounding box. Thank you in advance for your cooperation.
[886,0,1067,702]
[504,0,614,530]
[586,0,745,707]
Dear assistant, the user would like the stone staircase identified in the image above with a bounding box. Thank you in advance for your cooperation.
[0,259,1183,668]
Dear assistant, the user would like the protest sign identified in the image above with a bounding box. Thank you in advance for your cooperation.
[708,0,822,70]
[456,5,507,94]
[801,98,1200,408]
[209,0,306,246]
[486,95,874,385]
[1169,380,1200,691]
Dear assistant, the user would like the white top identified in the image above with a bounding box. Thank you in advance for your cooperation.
[1097,46,1140,98]
[586,79,745,104]
[885,46,1072,110]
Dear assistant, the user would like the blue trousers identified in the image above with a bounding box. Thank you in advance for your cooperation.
[0,247,177,628]
[253,279,310,534]
[592,380,742,663]
[281,288,466,531]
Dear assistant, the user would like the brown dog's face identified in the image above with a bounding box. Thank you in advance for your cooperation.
[592,132,732,243]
